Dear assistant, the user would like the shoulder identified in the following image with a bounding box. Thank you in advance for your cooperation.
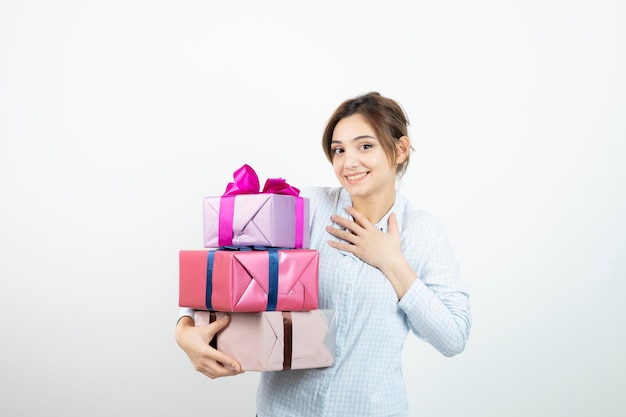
[397,196,450,241]
[398,202,458,265]
[405,207,445,231]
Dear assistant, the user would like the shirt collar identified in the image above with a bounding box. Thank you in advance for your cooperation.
[336,188,407,233]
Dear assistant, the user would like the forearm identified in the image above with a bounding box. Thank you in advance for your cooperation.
[380,255,417,299]
[177,316,194,331]
[176,316,195,349]
[400,280,471,356]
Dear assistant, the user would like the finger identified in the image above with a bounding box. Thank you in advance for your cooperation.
[209,349,243,374]
[388,213,399,235]
[345,206,374,229]
[200,359,243,379]
[327,240,358,255]
[326,225,357,244]
[203,315,243,373]
[208,313,231,333]
[197,314,229,344]
[329,214,358,231]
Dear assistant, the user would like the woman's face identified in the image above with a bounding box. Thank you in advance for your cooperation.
[330,113,397,200]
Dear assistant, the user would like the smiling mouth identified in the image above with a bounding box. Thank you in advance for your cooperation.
[346,172,368,182]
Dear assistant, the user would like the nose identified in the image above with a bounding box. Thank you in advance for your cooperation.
[343,149,360,168]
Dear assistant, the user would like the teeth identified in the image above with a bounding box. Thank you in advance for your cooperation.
[347,173,367,181]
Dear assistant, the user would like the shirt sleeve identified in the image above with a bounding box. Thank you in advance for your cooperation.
[177,307,195,323]
[397,213,472,357]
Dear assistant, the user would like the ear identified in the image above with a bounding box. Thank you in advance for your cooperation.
[395,136,411,164]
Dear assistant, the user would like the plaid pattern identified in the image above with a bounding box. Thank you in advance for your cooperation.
[255,187,471,417]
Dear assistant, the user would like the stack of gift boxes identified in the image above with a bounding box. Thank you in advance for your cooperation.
[178,165,336,372]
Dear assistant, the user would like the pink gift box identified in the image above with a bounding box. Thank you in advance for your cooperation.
[179,249,319,312]
[194,310,336,371]
[203,193,310,249]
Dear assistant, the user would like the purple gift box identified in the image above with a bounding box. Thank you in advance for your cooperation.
[202,165,310,249]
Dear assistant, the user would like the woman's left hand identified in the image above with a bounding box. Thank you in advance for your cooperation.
[326,206,402,271]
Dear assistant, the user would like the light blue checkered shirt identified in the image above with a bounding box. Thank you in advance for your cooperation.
[255,187,471,417]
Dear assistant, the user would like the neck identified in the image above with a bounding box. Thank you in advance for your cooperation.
[351,188,396,224]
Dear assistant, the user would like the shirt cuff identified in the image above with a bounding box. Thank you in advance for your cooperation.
[398,277,430,312]
[177,307,195,323]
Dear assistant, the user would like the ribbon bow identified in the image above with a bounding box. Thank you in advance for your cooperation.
[223,164,300,197]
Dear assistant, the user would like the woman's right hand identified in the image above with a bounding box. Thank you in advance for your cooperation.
[175,315,244,379]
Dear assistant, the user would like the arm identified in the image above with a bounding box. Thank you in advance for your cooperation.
[175,312,244,379]
[398,278,470,357]
[325,207,471,356]
[398,216,471,357]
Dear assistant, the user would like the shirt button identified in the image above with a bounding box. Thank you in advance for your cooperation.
[336,350,341,357]
[345,284,352,292]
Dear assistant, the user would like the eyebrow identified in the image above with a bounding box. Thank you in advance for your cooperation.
[331,135,377,144]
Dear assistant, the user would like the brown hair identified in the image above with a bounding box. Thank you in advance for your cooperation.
[322,92,412,177]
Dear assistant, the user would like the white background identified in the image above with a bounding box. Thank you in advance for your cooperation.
[1,1,624,416]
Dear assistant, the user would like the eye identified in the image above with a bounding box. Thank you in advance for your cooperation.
[360,143,373,150]
[332,147,344,154]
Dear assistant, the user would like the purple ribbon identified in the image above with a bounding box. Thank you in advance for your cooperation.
[218,164,305,248]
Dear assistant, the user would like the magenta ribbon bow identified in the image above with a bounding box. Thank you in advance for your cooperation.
[223,164,300,197]
[218,164,305,248]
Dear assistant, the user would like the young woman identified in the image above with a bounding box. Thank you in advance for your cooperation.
[176,92,472,416]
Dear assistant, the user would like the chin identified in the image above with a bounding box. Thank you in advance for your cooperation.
[343,185,368,198]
